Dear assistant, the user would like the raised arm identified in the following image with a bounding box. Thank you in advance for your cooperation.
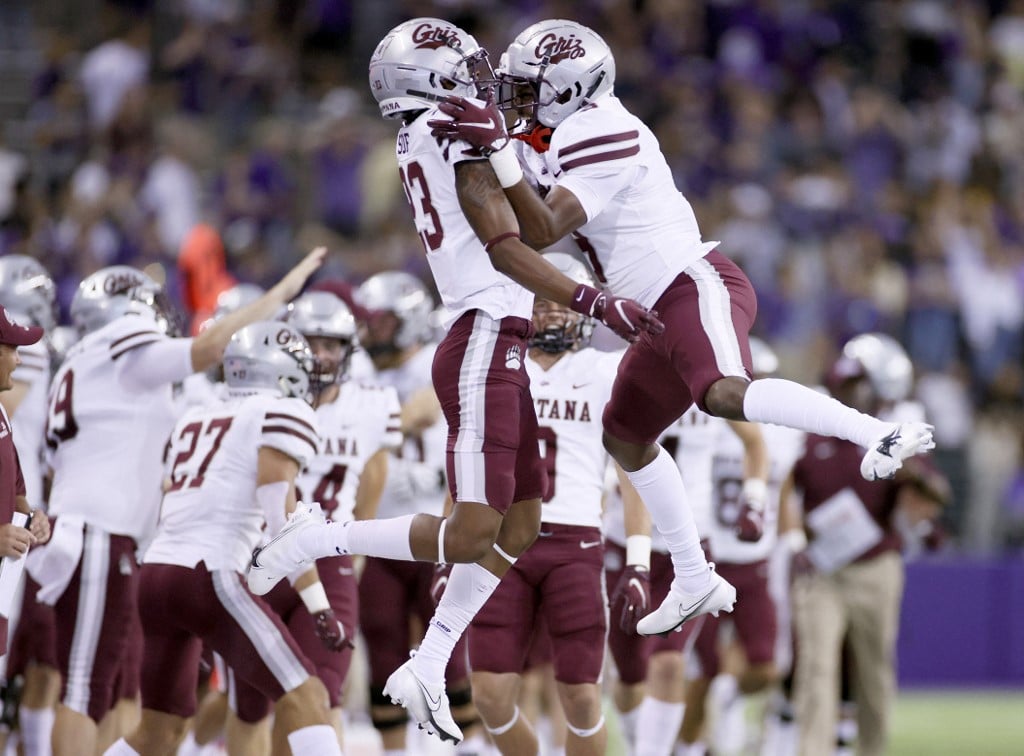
[190,247,327,372]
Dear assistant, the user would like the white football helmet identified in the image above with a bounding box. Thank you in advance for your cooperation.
[355,271,434,356]
[530,252,595,354]
[213,283,266,320]
[839,332,914,403]
[369,17,486,120]
[48,325,80,371]
[223,321,314,401]
[0,255,57,331]
[285,291,358,387]
[499,19,616,128]
[71,266,174,336]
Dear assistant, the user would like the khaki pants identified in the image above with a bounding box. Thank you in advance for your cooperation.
[792,551,904,756]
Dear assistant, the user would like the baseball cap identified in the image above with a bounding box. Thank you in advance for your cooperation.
[0,307,44,347]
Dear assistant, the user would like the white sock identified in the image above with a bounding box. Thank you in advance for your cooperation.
[627,447,709,593]
[286,724,342,755]
[300,514,416,561]
[617,705,640,749]
[412,563,501,683]
[742,378,890,447]
[19,707,54,756]
[635,697,685,756]
[102,739,139,756]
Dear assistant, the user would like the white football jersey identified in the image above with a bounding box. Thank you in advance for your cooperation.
[536,94,715,308]
[297,381,402,524]
[397,112,534,327]
[604,405,725,550]
[46,315,186,539]
[527,348,622,528]
[9,340,50,507]
[708,423,805,564]
[373,344,448,518]
[144,392,319,572]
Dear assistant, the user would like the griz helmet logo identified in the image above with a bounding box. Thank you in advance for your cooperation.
[534,33,586,63]
[275,328,293,345]
[102,272,146,296]
[411,22,462,50]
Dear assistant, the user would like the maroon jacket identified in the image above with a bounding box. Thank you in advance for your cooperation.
[793,433,902,564]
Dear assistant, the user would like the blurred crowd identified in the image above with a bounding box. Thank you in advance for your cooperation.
[1,0,1023,552]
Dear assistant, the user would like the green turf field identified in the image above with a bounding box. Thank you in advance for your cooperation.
[600,689,1024,755]
[889,690,1024,756]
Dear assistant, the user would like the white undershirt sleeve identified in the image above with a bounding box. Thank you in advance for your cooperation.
[116,338,195,392]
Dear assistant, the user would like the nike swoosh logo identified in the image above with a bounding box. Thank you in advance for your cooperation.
[628,577,646,602]
[580,540,601,549]
[572,383,591,389]
[676,587,714,618]
[338,567,354,576]
[574,289,585,302]
[461,117,495,131]
[416,678,443,710]
[614,300,635,329]
[539,531,555,537]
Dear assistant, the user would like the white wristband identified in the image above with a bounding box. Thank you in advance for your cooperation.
[625,534,651,571]
[488,147,524,188]
[742,478,768,508]
[299,582,330,614]
[780,529,807,554]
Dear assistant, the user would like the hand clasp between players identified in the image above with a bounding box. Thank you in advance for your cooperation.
[428,95,509,155]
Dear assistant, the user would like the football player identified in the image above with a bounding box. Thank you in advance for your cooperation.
[245,19,659,744]
[226,291,402,753]
[604,403,767,756]
[0,256,58,756]
[433,18,935,636]
[467,252,624,756]
[105,322,340,756]
[353,271,484,755]
[37,249,323,756]
[679,338,804,755]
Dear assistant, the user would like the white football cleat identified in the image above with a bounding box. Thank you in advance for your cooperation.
[860,422,935,481]
[247,503,324,595]
[636,565,736,637]
[383,654,463,744]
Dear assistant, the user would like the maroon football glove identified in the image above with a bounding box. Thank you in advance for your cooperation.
[312,609,354,652]
[428,95,509,155]
[734,503,765,543]
[610,565,651,634]
[430,563,453,606]
[570,284,665,343]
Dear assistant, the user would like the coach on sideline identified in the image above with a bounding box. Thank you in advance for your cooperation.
[0,307,51,652]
